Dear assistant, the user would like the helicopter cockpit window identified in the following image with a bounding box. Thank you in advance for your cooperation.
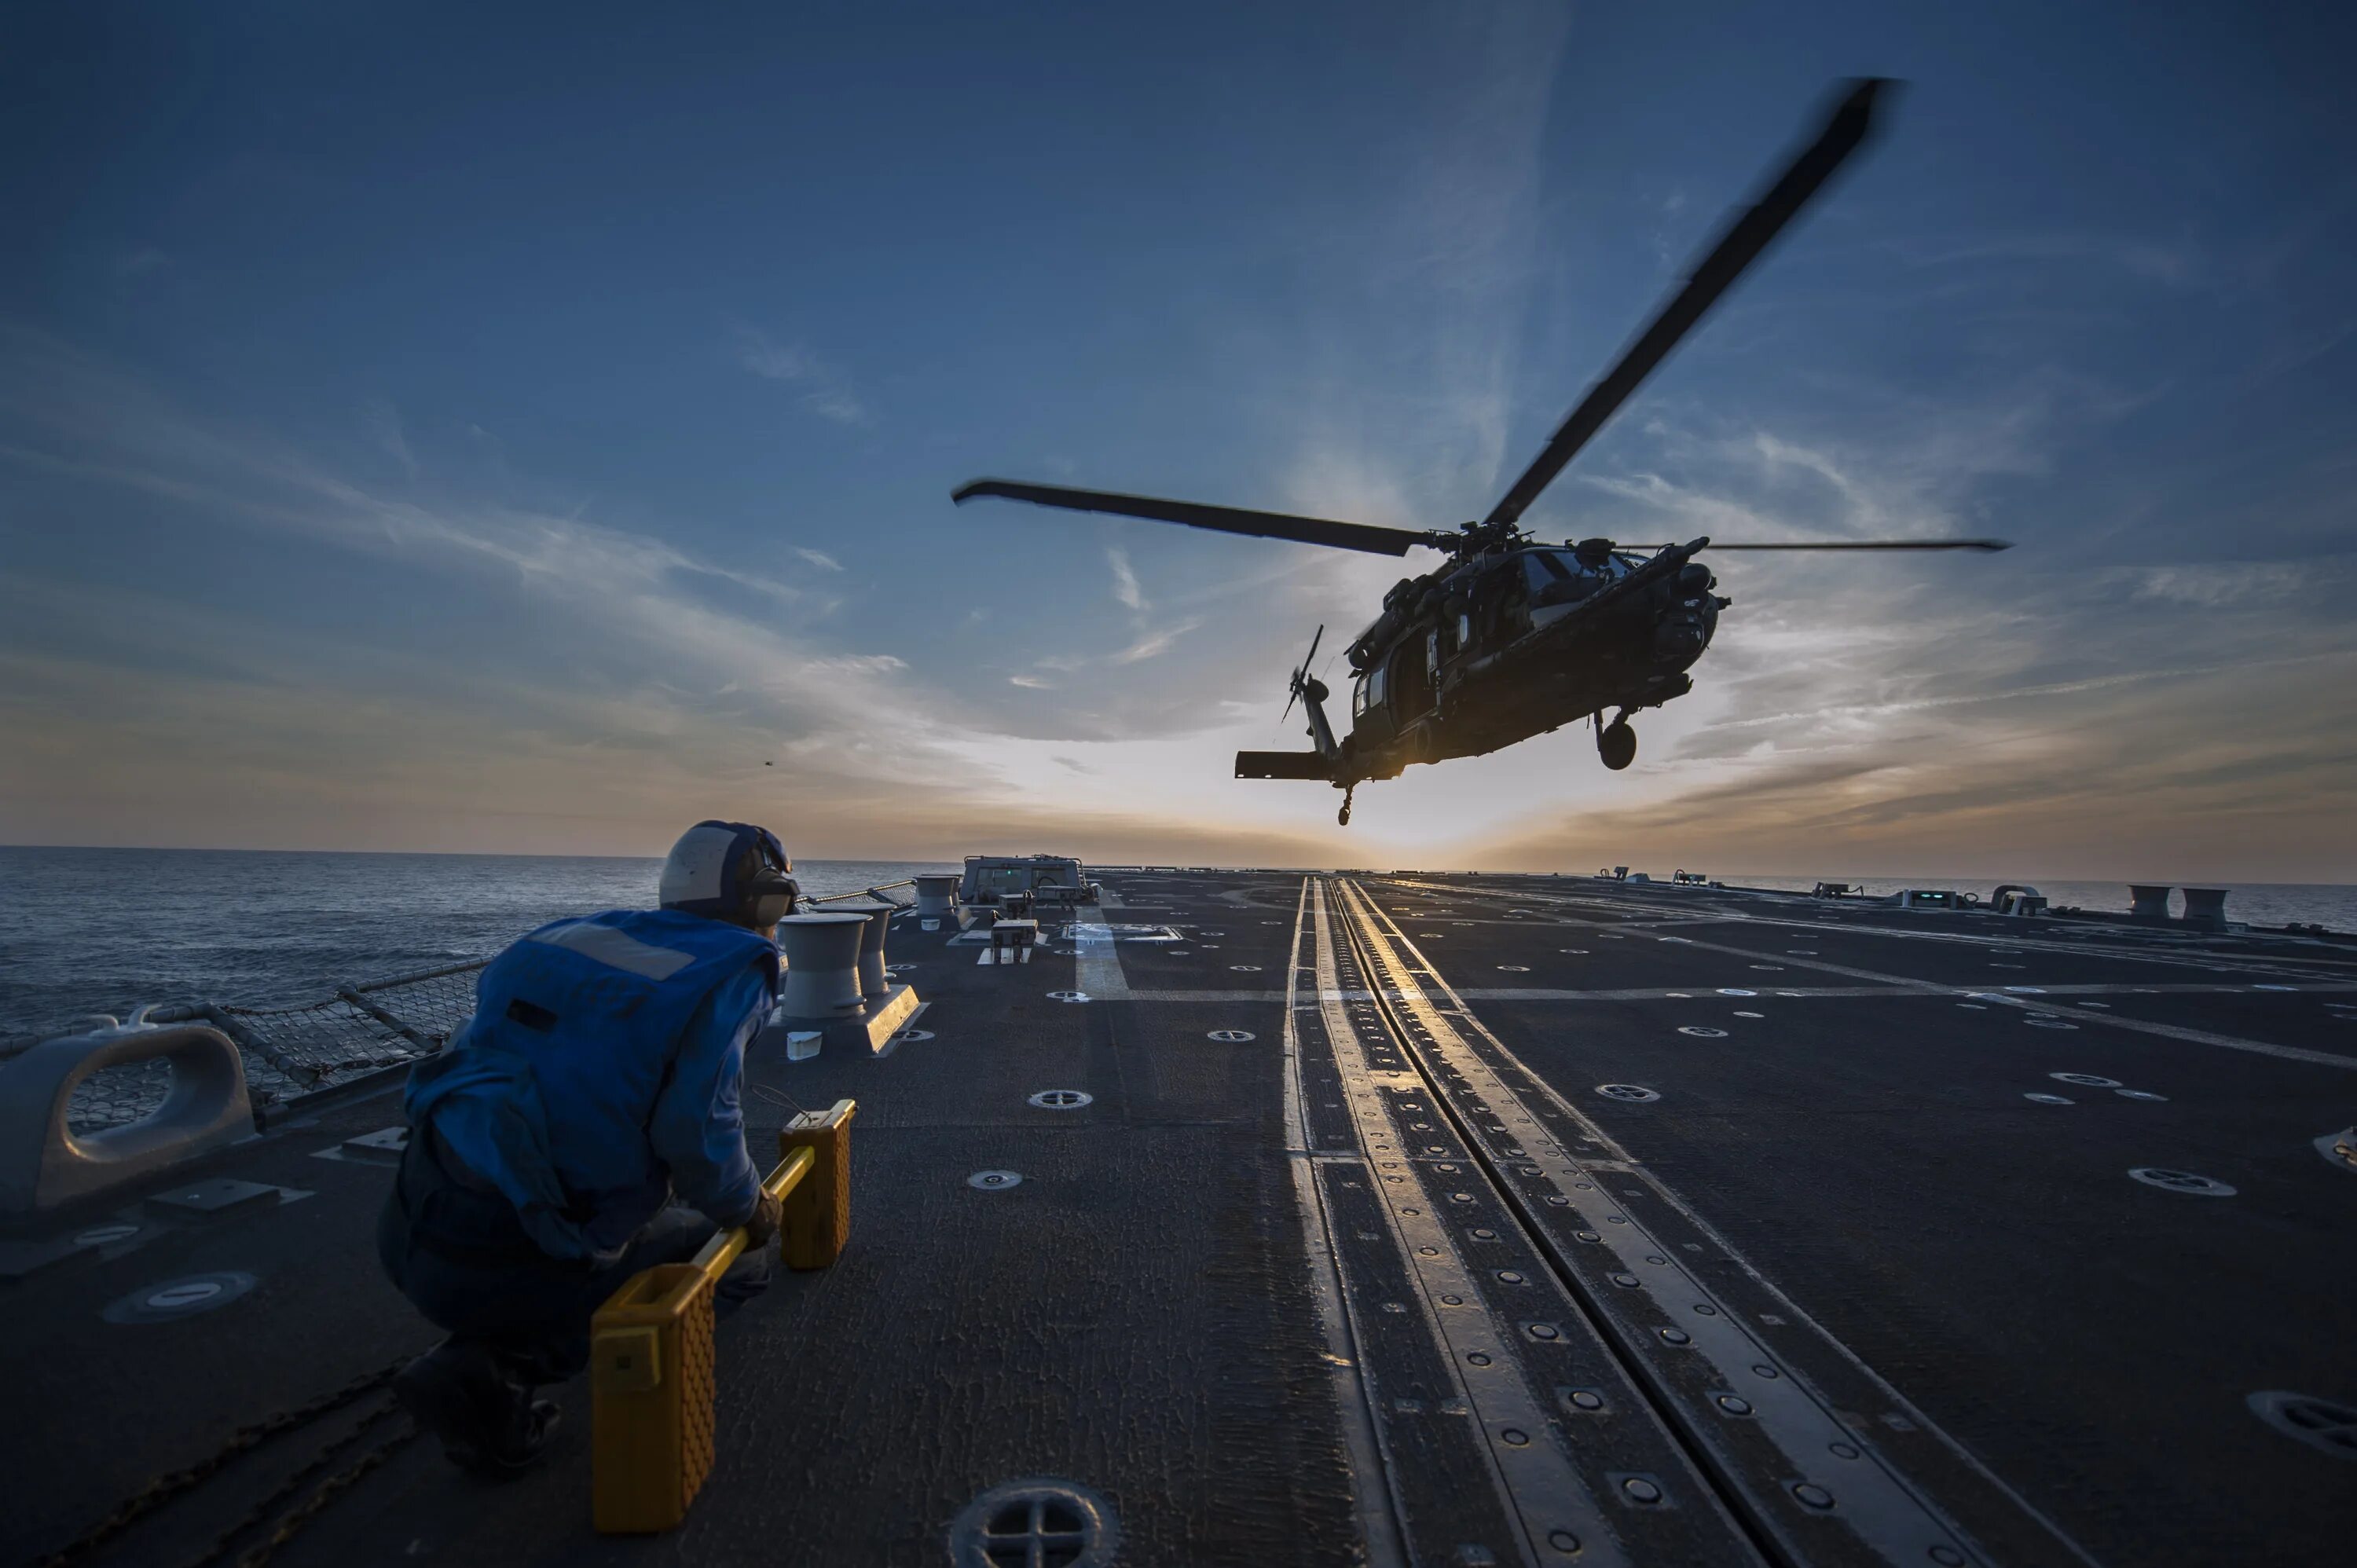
[1527,549,1608,607]
[1354,665,1387,717]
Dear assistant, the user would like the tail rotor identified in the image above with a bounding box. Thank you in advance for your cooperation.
[1280,625,1325,726]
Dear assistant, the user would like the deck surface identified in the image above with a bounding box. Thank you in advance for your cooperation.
[5,870,2354,1567]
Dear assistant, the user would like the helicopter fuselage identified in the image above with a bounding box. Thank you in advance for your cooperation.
[1241,538,1726,788]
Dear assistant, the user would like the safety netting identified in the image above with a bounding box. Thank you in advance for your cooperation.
[59,959,488,1134]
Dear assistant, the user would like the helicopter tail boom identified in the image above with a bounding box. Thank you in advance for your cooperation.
[1234,751,1338,782]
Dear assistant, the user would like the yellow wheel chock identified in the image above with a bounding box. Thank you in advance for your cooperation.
[590,1097,856,1533]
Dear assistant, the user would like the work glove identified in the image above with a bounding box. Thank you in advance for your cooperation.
[740,1189,783,1248]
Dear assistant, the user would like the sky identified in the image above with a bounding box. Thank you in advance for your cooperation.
[3,1,2353,883]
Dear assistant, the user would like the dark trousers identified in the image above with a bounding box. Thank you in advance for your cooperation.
[377,1135,719,1386]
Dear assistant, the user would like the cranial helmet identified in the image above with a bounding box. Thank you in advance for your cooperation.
[659,821,801,929]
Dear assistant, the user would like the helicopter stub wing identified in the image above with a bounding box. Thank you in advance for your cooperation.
[1235,750,1336,781]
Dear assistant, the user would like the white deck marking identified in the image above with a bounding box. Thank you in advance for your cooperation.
[1069,907,1132,998]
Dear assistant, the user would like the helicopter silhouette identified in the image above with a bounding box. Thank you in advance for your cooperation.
[955,79,2007,826]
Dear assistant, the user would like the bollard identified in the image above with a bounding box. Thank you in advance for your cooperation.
[772,913,869,1020]
[843,904,894,1000]
[913,873,960,925]
[2180,888,2229,931]
[590,1100,854,1536]
[2129,885,2173,922]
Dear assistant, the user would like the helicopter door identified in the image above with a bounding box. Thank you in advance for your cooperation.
[1390,633,1435,721]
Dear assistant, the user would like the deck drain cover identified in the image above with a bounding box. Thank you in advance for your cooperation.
[1677,1026,1728,1039]
[951,1477,1118,1567]
[1206,1030,1256,1042]
[895,1029,936,1043]
[967,1171,1023,1191]
[1047,991,1091,1003]
[104,1271,257,1324]
[2129,1167,2235,1196]
[2023,1093,2073,1105]
[2051,1072,2121,1087]
[1028,1090,1094,1111]
[2248,1390,2357,1460]
[1596,1084,1660,1102]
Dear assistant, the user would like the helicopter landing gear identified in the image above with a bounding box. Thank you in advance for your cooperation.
[1597,713,1637,771]
[1338,785,1354,826]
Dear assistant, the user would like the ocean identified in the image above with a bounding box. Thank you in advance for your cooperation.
[0,848,955,1039]
[2,848,2350,1039]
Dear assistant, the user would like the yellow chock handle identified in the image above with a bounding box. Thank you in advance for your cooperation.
[590,1097,856,1534]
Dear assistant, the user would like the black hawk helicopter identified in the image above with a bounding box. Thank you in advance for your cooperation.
[955,79,2007,826]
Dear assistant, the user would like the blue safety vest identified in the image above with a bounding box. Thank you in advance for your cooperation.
[405,909,779,1260]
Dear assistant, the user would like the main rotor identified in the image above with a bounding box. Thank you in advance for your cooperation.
[954,79,2010,561]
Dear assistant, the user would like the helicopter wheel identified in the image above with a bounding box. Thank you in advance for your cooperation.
[1597,719,1637,771]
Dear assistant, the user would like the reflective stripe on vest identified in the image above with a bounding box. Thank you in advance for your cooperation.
[530,918,699,981]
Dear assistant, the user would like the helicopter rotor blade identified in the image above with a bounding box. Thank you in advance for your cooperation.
[1673,537,2013,551]
[1481,78,1893,533]
[954,479,1447,557]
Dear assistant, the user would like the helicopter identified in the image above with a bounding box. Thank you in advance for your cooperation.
[954,79,2009,826]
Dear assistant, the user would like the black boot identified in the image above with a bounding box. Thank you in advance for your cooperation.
[394,1340,560,1478]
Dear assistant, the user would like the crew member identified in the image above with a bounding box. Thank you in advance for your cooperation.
[378,820,800,1475]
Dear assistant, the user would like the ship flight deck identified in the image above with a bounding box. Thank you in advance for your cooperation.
[5,870,2353,1568]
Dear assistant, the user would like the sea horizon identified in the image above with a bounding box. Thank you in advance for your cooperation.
[5,844,2351,1038]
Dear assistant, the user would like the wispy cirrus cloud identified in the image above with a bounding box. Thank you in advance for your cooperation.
[726,321,871,427]
[1110,617,1204,665]
[1106,544,1146,611]
[362,398,416,479]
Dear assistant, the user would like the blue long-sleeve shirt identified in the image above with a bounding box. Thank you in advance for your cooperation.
[404,908,778,1262]
[642,965,768,1227]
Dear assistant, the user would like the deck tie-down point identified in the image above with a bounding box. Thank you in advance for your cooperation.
[950,1478,1119,1568]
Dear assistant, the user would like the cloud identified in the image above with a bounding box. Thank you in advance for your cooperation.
[803,654,907,676]
[726,321,871,427]
[790,546,844,572]
[363,399,416,479]
[1008,675,1054,689]
[1106,544,1146,611]
[2109,562,2308,607]
[1111,618,1204,665]
[1882,233,2207,290]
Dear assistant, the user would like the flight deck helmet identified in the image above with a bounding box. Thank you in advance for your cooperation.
[658,820,801,929]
